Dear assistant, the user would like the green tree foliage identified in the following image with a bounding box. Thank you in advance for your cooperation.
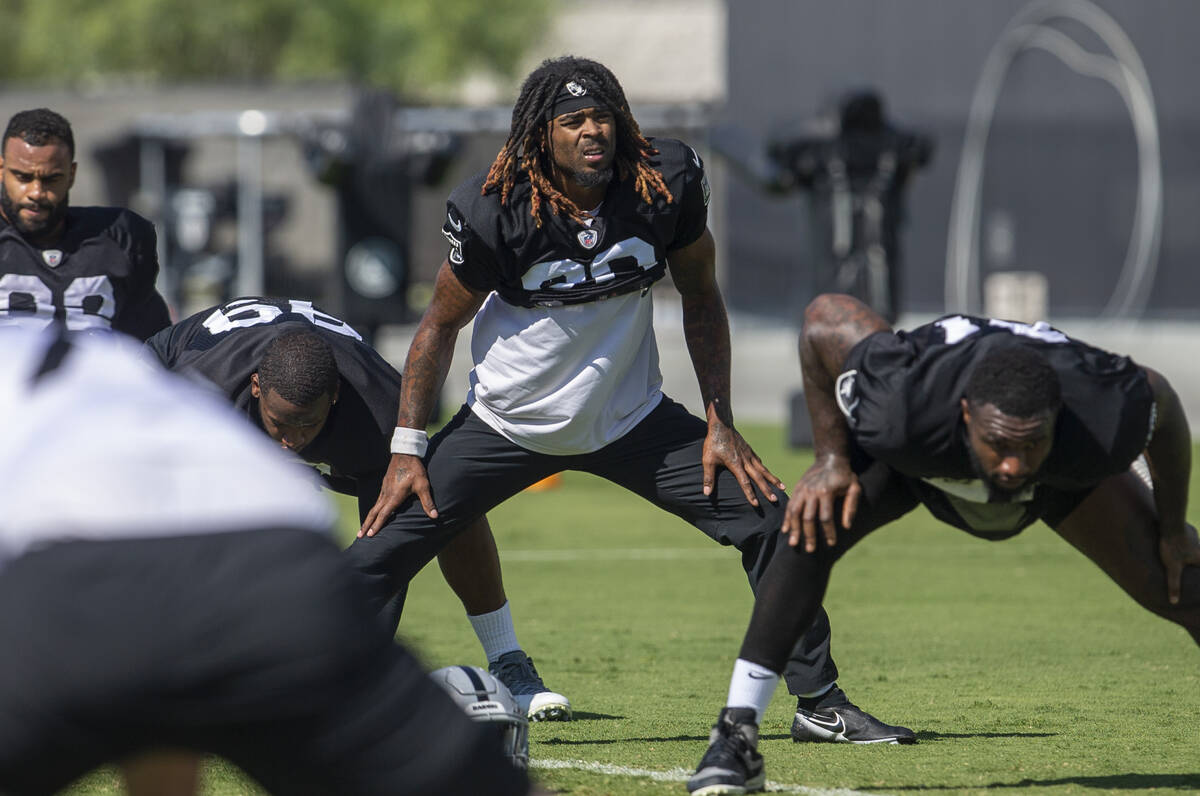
[0,0,552,97]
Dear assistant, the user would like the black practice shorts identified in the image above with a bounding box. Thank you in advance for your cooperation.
[346,395,788,612]
[0,528,527,796]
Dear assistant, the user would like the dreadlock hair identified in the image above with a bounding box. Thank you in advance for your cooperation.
[964,343,1062,419]
[482,55,674,226]
[256,330,339,407]
[3,109,74,159]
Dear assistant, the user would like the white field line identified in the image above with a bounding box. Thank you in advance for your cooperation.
[501,547,733,562]
[531,758,891,795]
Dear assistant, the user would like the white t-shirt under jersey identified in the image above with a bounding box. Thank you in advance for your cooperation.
[466,288,663,456]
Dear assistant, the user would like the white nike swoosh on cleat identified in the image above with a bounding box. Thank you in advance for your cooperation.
[800,711,846,735]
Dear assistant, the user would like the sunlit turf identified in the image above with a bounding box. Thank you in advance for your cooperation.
[66,427,1200,795]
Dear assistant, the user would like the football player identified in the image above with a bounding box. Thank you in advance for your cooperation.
[0,327,531,796]
[146,297,570,721]
[354,54,907,758]
[691,292,1200,794]
[0,108,170,340]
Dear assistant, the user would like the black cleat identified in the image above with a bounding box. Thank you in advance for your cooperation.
[792,684,915,744]
[488,650,571,721]
[688,707,766,795]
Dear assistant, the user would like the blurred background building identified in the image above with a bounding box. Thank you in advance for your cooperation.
[3,0,1197,427]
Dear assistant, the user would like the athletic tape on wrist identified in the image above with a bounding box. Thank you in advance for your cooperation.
[390,427,428,457]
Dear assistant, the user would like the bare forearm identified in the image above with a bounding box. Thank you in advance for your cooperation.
[800,294,890,461]
[397,322,458,429]
[800,335,853,462]
[395,260,484,430]
[682,287,733,426]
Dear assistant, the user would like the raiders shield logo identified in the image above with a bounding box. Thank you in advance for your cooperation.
[565,80,587,97]
[42,249,64,268]
[835,369,860,419]
[577,229,598,249]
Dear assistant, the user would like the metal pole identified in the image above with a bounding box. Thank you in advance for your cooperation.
[235,110,267,299]
[139,137,172,304]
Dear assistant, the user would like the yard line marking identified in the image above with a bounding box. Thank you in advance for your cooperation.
[501,547,733,562]
[531,758,891,795]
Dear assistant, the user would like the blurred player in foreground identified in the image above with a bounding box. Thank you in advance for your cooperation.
[146,296,570,720]
[0,326,532,796]
[689,293,1199,794]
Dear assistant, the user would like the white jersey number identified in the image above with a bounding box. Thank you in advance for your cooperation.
[936,315,1068,346]
[201,298,363,341]
[522,236,657,293]
[0,274,117,331]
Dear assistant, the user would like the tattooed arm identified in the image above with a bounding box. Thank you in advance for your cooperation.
[667,228,786,507]
[360,261,486,537]
[783,293,892,550]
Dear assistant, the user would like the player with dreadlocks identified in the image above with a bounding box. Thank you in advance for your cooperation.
[482,56,672,226]
[357,56,909,755]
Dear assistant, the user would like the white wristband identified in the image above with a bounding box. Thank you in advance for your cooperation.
[390,427,428,457]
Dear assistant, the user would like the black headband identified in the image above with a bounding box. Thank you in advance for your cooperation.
[547,78,606,120]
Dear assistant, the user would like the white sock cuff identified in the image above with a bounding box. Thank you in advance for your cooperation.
[725,658,780,724]
[468,601,521,663]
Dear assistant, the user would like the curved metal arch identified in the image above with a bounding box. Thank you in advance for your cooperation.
[945,0,1162,318]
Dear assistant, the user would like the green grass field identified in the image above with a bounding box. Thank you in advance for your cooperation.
[67,426,1200,795]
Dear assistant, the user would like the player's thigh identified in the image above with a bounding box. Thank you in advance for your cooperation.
[832,458,923,556]
[421,405,559,517]
[585,396,784,547]
[1050,469,1198,622]
[344,406,555,590]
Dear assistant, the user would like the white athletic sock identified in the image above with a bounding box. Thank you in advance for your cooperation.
[725,658,780,724]
[468,601,522,663]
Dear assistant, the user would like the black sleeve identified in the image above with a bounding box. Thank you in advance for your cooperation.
[143,323,177,367]
[668,144,710,251]
[839,330,943,469]
[141,307,210,369]
[114,215,172,341]
[444,195,501,295]
[1041,347,1154,487]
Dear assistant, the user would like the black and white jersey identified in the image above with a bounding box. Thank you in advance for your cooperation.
[146,297,400,487]
[443,138,710,455]
[0,327,333,567]
[839,314,1154,532]
[0,207,171,340]
[444,137,708,308]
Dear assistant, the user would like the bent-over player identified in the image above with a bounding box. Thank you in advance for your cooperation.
[146,296,570,720]
[689,293,1199,794]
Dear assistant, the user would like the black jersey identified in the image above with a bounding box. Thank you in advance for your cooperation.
[839,314,1154,533]
[146,297,400,493]
[0,206,170,340]
[442,137,709,308]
